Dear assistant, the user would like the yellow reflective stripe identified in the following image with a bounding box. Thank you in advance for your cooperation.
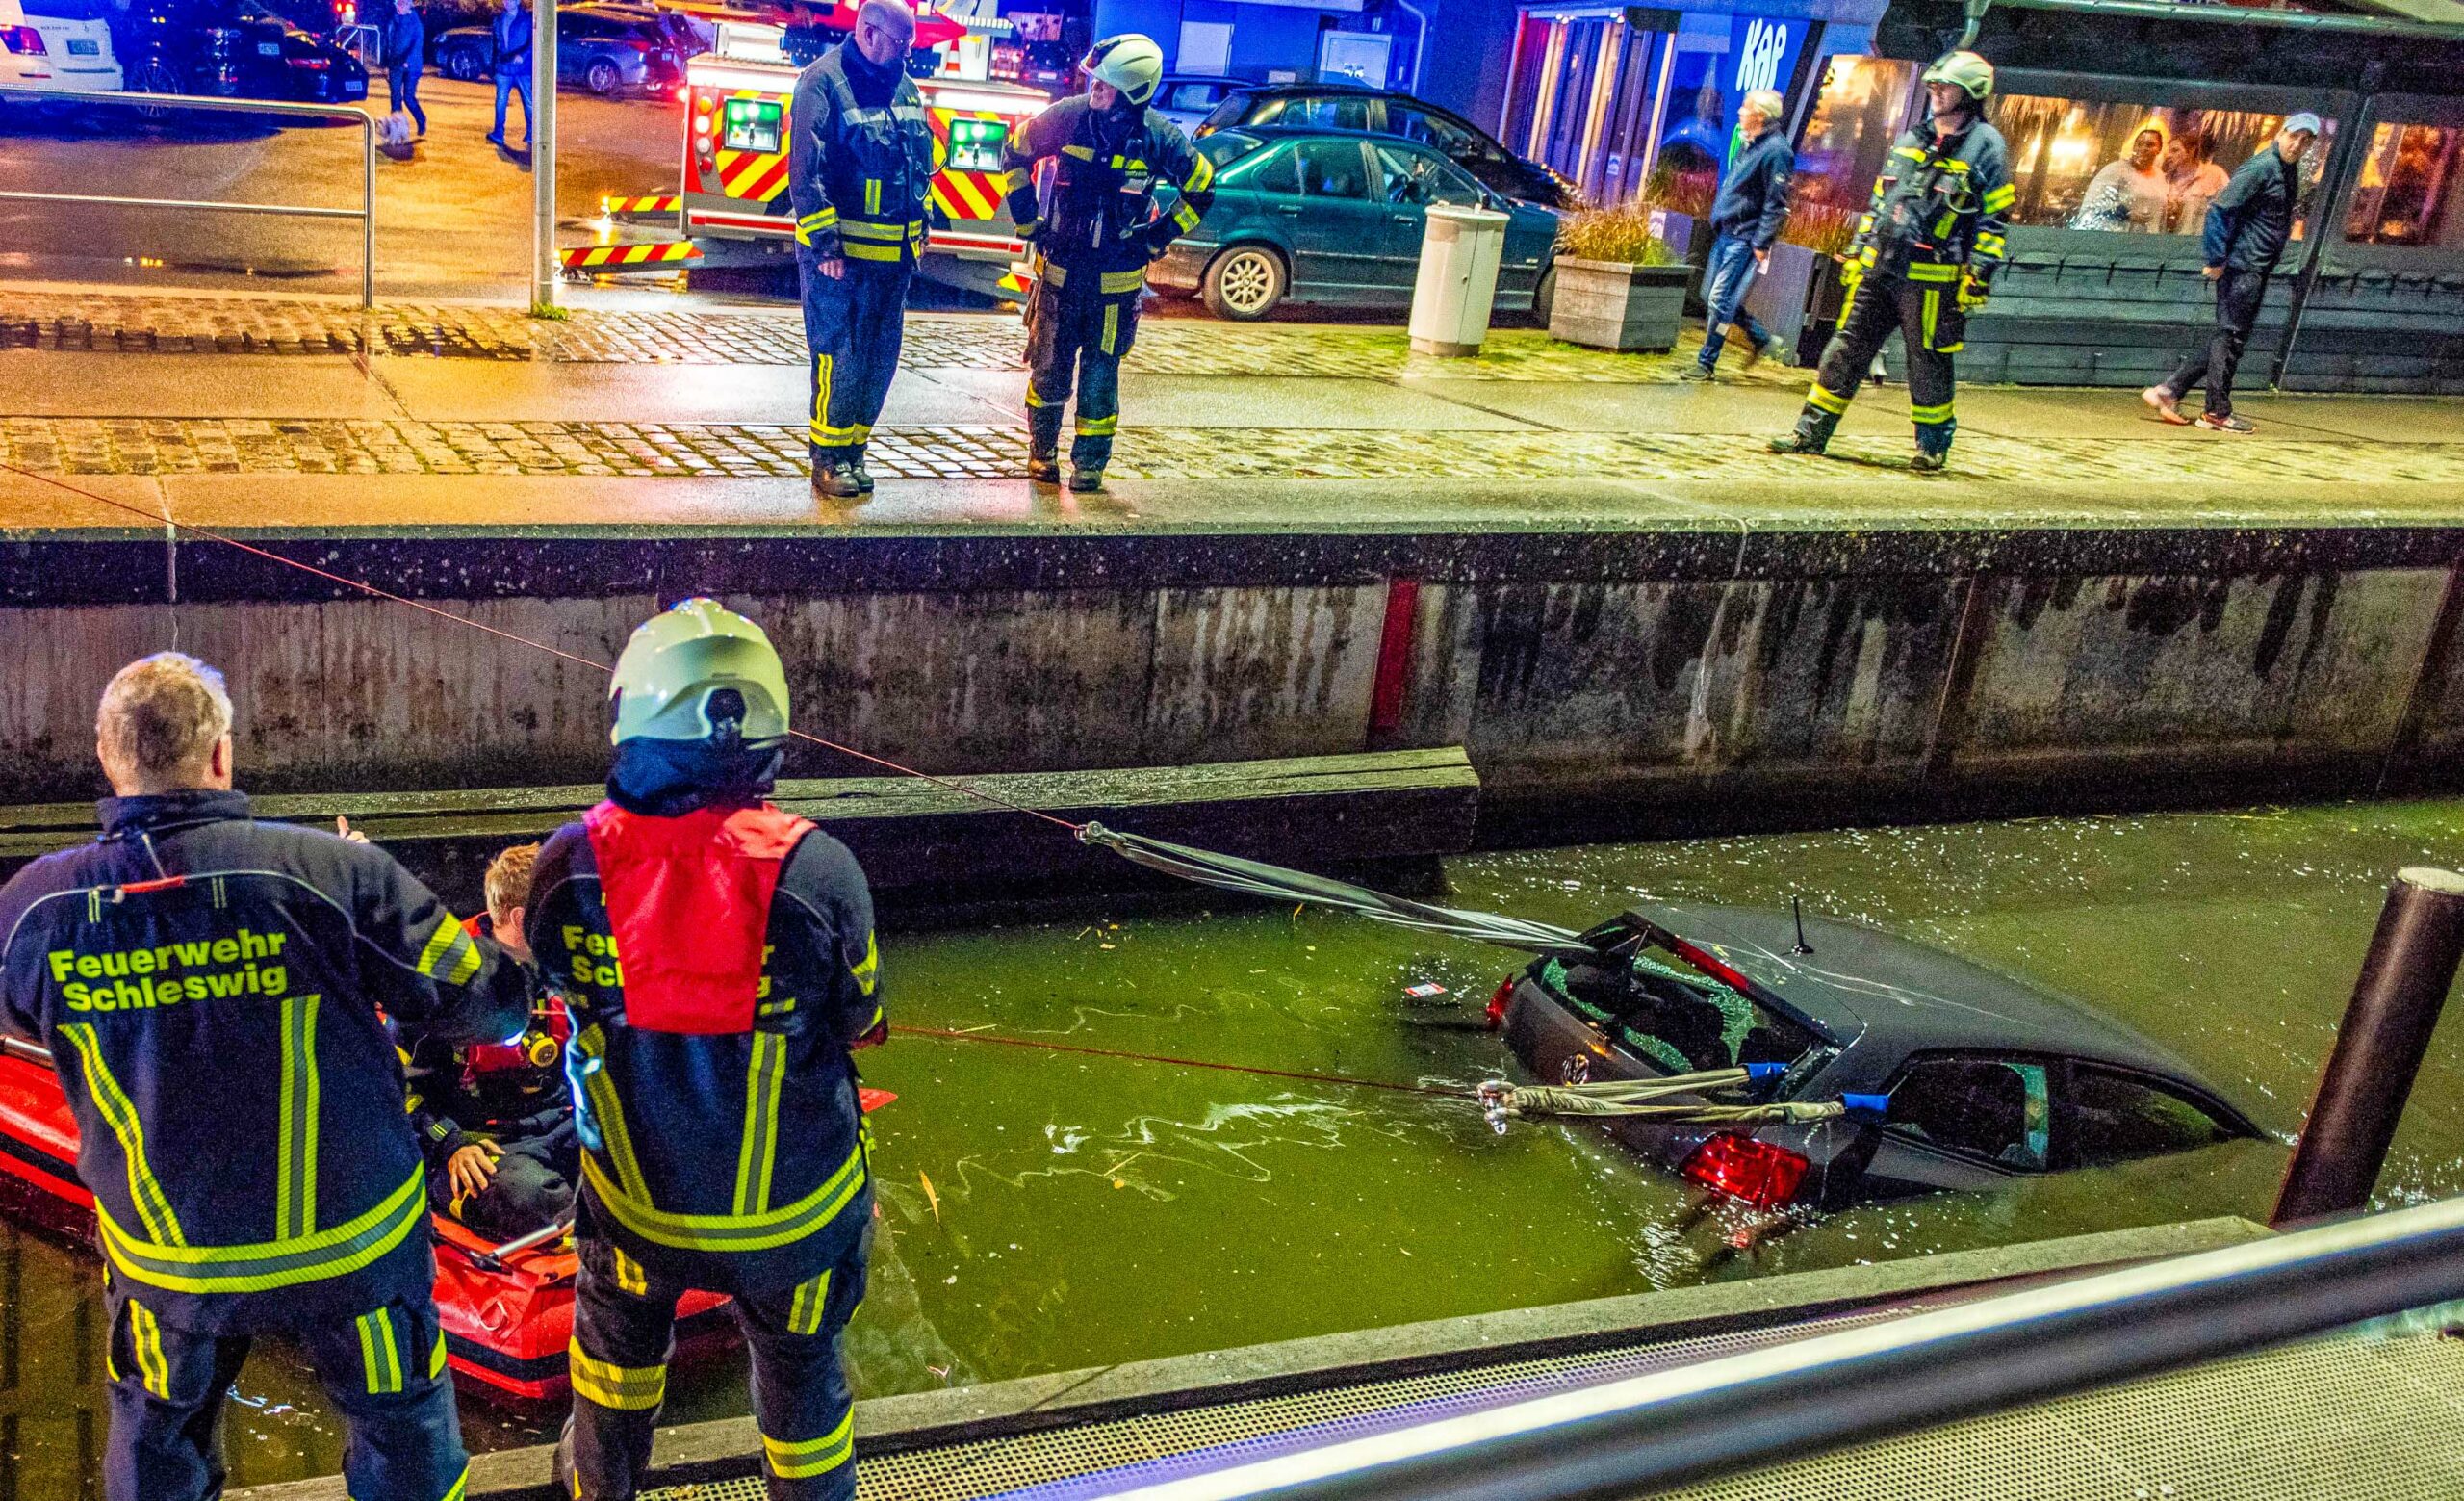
[612,1246,648,1296]
[839,218,912,240]
[1099,268,1146,295]
[1171,200,1200,232]
[439,1464,470,1501]
[1061,142,1094,160]
[1078,414,1119,437]
[582,1137,865,1254]
[843,241,905,262]
[413,918,481,985]
[1892,145,1926,163]
[812,352,833,440]
[757,996,798,1018]
[57,1023,184,1246]
[1922,289,1939,349]
[1001,167,1033,193]
[1100,303,1118,357]
[863,179,881,215]
[358,1307,403,1394]
[763,1408,855,1480]
[1904,262,1958,282]
[1185,153,1214,192]
[787,1268,831,1335]
[1973,232,2006,257]
[850,930,878,997]
[798,208,837,229]
[1982,183,2015,212]
[101,1169,426,1296]
[1912,400,1956,424]
[734,1032,788,1216]
[573,1026,648,1203]
[431,1325,450,1380]
[1807,383,1853,416]
[129,1301,171,1398]
[568,1341,667,1410]
[276,995,321,1241]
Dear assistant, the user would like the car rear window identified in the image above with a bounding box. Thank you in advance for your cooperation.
[1529,946,1815,1075]
[1201,91,1258,132]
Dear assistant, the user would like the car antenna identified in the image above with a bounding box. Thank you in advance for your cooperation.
[1790,896,1813,955]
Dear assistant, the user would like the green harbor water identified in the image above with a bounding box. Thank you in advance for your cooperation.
[11,797,2464,1492]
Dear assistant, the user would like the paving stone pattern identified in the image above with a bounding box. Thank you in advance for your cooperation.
[11,415,2464,489]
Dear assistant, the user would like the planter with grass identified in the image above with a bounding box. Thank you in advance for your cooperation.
[1547,205,1691,352]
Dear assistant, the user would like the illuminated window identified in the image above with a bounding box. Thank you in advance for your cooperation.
[1988,96,2334,238]
[2343,123,2463,250]
[1791,56,1917,220]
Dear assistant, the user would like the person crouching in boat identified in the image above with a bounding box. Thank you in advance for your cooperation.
[404,842,581,1240]
[526,600,886,1501]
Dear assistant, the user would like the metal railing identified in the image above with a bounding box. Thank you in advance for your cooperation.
[0,87,378,307]
[1075,1193,2464,1501]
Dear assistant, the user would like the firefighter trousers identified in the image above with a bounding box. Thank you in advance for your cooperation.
[1803,272,1964,456]
[104,1282,467,1501]
[563,1230,870,1501]
[1027,287,1137,473]
[801,258,913,469]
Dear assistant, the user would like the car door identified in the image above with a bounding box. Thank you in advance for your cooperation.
[1284,136,1386,299]
[1860,1052,2056,1196]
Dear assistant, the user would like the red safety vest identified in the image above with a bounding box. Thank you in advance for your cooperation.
[581,800,815,1034]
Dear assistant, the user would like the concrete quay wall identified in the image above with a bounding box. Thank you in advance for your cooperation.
[8,524,2464,821]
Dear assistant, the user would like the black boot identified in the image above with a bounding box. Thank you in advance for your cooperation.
[1768,405,1840,455]
[849,446,876,493]
[1067,466,1105,493]
[1027,453,1062,483]
[811,462,862,499]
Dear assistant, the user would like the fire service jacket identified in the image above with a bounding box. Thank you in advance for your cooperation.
[1002,94,1216,294]
[0,789,532,1332]
[524,801,885,1295]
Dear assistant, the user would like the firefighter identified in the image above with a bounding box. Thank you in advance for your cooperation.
[1770,50,2012,473]
[1002,34,1217,491]
[531,600,886,1501]
[0,653,530,1501]
[787,0,939,500]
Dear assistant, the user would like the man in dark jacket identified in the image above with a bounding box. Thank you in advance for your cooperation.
[0,652,531,1501]
[383,0,426,138]
[489,0,534,151]
[1684,88,1792,380]
[787,0,936,500]
[533,601,886,1501]
[2142,112,2321,433]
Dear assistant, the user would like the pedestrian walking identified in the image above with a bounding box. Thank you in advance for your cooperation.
[1002,34,1217,491]
[490,0,534,152]
[0,653,532,1501]
[383,0,426,140]
[1769,50,2011,473]
[1683,87,1793,381]
[2142,112,2322,434]
[786,0,937,499]
[531,601,887,1501]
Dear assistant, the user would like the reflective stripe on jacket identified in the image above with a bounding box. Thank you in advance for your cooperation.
[1845,116,2012,287]
[1001,94,1216,294]
[0,789,531,1331]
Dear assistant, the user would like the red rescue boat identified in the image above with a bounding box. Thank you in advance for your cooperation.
[0,1037,891,1403]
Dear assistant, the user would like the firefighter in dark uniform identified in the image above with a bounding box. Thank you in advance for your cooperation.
[1003,34,1217,492]
[1770,51,2012,473]
[531,600,885,1501]
[0,653,530,1501]
[787,0,940,500]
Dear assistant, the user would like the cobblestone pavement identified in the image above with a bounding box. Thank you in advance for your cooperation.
[0,290,1796,384]
[11,414,2464,488]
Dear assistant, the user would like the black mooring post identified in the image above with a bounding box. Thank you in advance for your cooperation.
[2272,867,2464,1228]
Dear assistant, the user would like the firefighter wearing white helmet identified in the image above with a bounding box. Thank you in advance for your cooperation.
[1002,33,1218,490]
[529,598,886,1501]
[1771,49,2012,473]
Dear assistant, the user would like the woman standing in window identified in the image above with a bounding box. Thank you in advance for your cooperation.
[2073,127,2169,231]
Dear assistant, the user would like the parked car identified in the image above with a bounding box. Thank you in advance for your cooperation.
[115,0,367,106]
[1149,71,1238,133]
[434,0,687,95]
[1196,81,1578,210]
[1496,904,2265,1213]
[0,0,124,99]
[1150,126,1560,322]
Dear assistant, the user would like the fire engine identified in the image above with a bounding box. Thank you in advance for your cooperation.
[677,11,1046,296]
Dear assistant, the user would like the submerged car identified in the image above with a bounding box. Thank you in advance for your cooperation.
[1151,126,1561,321]
[1494,904,2264,1211]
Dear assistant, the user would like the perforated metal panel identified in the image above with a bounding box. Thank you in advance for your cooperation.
[640,1322,2464,1501]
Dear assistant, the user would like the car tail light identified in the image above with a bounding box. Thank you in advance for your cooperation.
[1680,1132,1808,1210]
[1,25,47,54]
[336,1,354,23]
[1484,978,1513,1031]
[288,54,331,68]
[1669,937,1758,997]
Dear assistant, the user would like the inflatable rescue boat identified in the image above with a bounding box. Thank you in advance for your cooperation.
[0,1036,889,1402]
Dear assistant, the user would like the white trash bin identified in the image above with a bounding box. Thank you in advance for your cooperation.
[1407,203,1511,357]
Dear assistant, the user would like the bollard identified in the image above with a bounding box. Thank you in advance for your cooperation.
[2272,867,2464,1227]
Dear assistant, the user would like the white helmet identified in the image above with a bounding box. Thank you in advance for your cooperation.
[1081,33,1164,107]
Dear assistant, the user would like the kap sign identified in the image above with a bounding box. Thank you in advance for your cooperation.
[1733,18,1790,95]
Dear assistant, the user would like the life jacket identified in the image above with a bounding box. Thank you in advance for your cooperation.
[581,801,814,1034]
[814,45,936,264]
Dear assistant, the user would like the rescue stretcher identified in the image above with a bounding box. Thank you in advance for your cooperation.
[0,1036,890,1403]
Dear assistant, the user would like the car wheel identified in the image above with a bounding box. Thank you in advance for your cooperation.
[130,61,183,121]
[1201,245,1285,321]
[447,47,482,82]
[1531,265,1557,326]
[586,58,621,94]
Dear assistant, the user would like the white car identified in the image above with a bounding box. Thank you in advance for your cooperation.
[0,0,123,99]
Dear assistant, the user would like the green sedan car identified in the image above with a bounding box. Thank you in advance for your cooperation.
[1149,126,1565,322]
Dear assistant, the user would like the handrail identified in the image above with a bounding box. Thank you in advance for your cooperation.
[0,87,377,307]
[1072,1194,2464,1501]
